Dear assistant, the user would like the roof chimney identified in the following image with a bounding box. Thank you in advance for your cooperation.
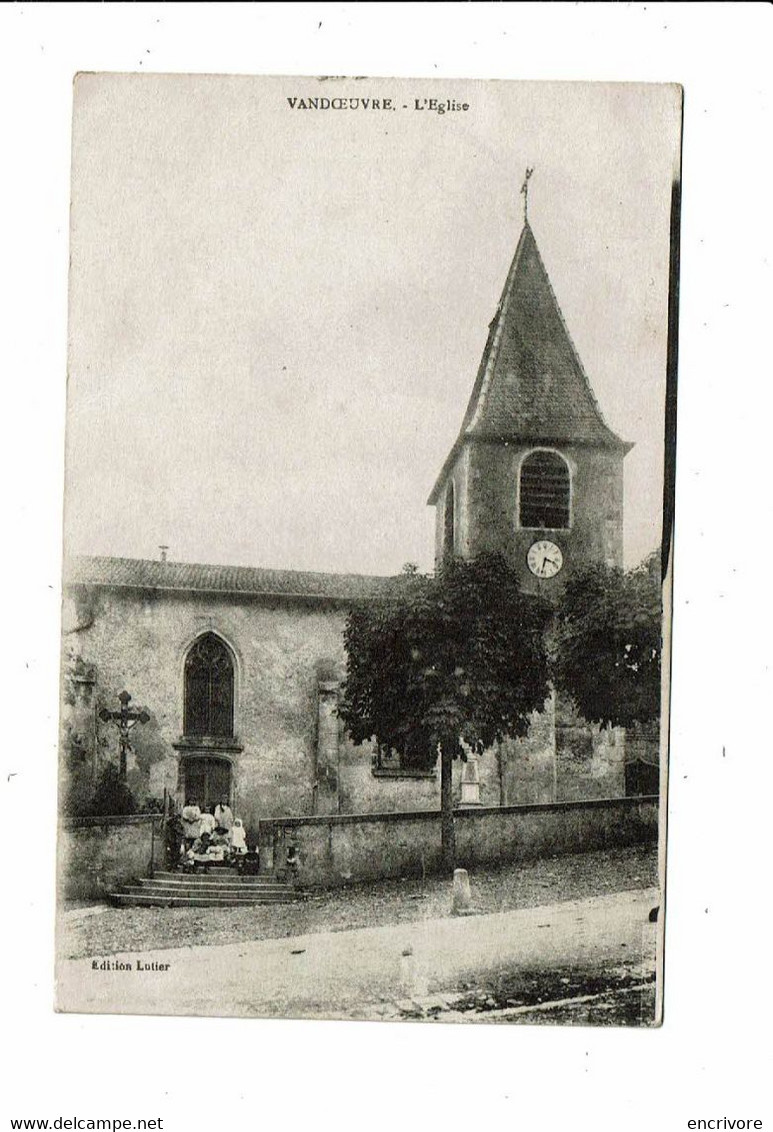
[159,545,169,563]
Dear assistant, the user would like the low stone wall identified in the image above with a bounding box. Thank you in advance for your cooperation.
[267,795,658,888]
[59,814,164,902]
[59,798,657,900]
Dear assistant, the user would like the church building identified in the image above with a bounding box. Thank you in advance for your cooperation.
[61,217,635,840]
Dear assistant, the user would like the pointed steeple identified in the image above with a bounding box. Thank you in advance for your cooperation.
[428,221,631,504]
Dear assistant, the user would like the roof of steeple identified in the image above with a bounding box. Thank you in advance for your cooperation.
[428,221,631,504]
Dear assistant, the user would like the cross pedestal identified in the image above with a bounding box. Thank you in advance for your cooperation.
[459,753,482,808]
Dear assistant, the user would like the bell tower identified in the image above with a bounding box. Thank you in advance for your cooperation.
[428,203,632,593]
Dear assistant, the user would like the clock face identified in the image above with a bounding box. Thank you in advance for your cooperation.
[527,540,563,579]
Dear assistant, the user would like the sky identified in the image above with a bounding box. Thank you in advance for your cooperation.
[64,75,681,575]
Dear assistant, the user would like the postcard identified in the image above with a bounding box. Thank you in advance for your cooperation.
[56,74,681,1024]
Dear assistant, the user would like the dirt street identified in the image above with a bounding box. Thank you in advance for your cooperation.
[57,886,659,1024]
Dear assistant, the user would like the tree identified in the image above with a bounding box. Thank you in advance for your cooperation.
[553,554,661,729]
[339,554,552,869]
[60,649,98,818]
[88,763,137,817]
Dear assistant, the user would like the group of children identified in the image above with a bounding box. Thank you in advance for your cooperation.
[178,797,249,868]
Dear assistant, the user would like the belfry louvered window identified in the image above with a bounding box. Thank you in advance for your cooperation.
[519,450,571,529]
[184,633,234,738]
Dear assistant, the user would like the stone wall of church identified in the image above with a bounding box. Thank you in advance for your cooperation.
[433,446,472,563]
[62,585,489,839]
[62,582,627,845]
[554,693,626,801]
[63,585,366,838]
[495,702,558,804]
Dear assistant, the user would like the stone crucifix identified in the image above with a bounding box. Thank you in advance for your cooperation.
[99,690,150,782]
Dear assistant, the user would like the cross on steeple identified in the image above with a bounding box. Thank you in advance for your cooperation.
[520,166,534,222]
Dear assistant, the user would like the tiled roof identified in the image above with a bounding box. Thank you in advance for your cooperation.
[65,555,403,602]
[429,223,631,503]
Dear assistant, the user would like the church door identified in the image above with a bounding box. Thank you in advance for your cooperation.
[182,756,232,810]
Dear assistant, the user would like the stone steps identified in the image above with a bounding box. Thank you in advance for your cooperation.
[149,870,286,887]
[109,867,302,908]
[135,881,292,897]
[110,890,300,908]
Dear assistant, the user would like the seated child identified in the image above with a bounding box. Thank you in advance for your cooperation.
[189,831,213,864]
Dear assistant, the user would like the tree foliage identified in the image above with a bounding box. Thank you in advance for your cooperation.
[60,650,98,817]
[88,763,137,817]
[339,550,661,864]
[339,554,552,773]
[553,555,662,729]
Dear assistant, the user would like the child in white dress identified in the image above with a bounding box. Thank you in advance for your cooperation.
[231,818,247,855]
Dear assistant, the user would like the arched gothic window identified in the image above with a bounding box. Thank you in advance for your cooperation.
[519,450,571,530]
[184,633,234,738]
[443,481,456,559]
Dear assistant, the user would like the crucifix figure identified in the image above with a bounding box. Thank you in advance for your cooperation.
[99,690,150,782]
[521,166,534,222]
